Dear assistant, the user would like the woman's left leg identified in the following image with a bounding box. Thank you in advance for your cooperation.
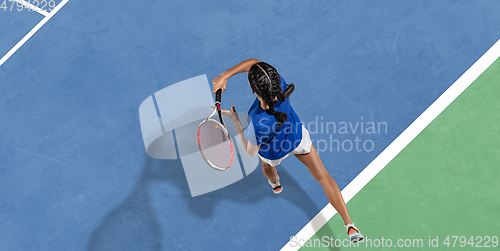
[261,159,278,184]
[261,159,283,193]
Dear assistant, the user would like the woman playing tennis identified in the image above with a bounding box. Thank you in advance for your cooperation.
[212,59,363,243]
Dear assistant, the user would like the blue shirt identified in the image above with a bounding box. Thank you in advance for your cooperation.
[244,75,303,160]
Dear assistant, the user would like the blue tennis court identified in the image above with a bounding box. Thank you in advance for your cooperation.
[1,1,500,250]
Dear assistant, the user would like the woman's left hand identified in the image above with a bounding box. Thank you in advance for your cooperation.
[213,104,239,121]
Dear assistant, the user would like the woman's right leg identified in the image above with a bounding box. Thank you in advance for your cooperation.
[294,145,353,225]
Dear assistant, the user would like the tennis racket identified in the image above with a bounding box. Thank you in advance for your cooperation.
[196,89,234,171]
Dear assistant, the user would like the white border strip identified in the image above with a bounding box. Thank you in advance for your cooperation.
[281,38,500,251]
[0,0,69,67]
[15,0,49,16]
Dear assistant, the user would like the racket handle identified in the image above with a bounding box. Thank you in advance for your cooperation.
[215,88,222,109]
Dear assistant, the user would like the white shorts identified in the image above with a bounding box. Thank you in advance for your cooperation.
[258,125,312,166]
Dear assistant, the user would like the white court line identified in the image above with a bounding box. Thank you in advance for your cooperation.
[281,38,500,251]
[15,0,49,16]
[0,0,69,67]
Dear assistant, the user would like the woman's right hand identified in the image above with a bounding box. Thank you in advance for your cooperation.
[212,59,260,93]
[212,75,228,93]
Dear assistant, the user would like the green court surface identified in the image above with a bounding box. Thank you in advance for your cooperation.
[299,58,500,250]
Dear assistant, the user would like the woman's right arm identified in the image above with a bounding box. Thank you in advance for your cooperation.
[212,58,260,93]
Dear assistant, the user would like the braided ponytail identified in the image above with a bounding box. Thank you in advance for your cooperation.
[248,62,294,127]
[262,90,287,127]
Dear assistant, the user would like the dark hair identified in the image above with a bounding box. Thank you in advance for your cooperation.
[248,62,295,127]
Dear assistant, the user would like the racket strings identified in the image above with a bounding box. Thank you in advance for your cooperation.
[198,120,233,168]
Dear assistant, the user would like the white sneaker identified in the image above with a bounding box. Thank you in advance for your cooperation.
[267,175,283,194]
[345,223,364,243]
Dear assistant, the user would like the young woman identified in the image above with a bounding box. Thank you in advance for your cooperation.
[212,59,364,243]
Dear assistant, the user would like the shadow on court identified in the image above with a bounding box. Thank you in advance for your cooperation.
[87,157,164,251]
[87,155,339,251]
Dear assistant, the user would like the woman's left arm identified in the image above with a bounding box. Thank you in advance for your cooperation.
[221,105,260,157]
